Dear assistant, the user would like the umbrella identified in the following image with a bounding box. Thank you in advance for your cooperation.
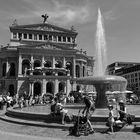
[130,94,138,99]
[123,90,133,94]
[112,91,121,94]
[106,91,113,95]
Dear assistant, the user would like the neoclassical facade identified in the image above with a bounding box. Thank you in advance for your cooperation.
[0,19,93,98]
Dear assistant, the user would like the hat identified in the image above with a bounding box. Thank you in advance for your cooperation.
[119,100,124,105]
[108,104,113,108]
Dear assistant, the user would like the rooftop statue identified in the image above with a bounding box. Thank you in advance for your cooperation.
[12,19,18,26]
[41,13,49,23]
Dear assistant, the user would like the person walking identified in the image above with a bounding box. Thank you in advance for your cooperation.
[82,95,95,134]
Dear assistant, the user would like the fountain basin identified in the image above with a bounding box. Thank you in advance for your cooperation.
[76,75,127,85]
[77,75,127,108]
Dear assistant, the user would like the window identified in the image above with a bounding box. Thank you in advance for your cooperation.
[9,63,16,76]
[44,35,48,40]
[53,36,57,42]
[24,33,27,39]
[67,37,71,42]
[63,36,66,42]
[49,35,52,41]
[2,63,6,77]
[29,34,32,39]
[58,36,62,42]
[13,33,17,39]
[39,35,42,40]
[18,33,22,40]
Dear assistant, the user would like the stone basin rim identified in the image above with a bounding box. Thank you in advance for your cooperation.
[76,75,127,85]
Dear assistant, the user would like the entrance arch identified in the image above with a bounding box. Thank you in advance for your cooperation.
[46,82,54,94]
[59,82,65,92]
[34,82,41,96]
[8,84,14,97]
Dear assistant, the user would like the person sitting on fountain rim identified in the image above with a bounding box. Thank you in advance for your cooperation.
[117,100,127,123]
[51,97,68,125]
[82,95,95,133]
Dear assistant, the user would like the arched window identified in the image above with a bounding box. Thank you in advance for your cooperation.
[66,61,73,76]
[34,82,41,97]
[34,60,41,68]
[76,65,80,77]
[2,63,6,77]
[9,63,16,76]
[44,61,52,67]
[33,60,41,75]
[59,82,65,92]
[8,84,14,97]
[46,82,54,94]
[55,60,62,68]
[22,59,30,75]
[83,66,85,77]
[76,85,80,92]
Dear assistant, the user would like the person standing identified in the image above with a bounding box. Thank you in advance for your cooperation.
[107,104,115,133]
[82,95,95,133]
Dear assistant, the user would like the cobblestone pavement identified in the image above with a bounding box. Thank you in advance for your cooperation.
[0,119,140,140]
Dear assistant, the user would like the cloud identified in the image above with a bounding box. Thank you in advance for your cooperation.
[104,10,116,21]
[20,0,97,25]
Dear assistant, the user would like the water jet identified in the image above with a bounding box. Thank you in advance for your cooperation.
[77,8,127,108]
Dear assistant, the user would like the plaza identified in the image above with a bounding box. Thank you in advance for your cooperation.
[1,0,140,139]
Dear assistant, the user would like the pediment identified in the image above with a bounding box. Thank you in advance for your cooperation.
[11,23,77,34]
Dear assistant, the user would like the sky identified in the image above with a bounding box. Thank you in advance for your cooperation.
[0,0,140,65]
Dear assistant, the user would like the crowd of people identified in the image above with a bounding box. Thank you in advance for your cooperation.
[0,91,135,135]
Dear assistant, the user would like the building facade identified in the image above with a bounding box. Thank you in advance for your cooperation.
[0,19,93,98]
[107,62,140,93]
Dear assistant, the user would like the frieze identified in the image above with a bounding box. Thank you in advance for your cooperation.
[55,57,63,61]
[22,55,30,60]
[34,79,42,83]
[25,26,65,33]
[44,56,52,61]
[65,57,72,63]
[33,55,42,60]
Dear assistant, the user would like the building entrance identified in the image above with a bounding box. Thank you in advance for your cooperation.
[34,82,41,96]
[46,82,53,94]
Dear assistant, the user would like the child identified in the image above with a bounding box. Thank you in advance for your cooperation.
[108,104,115,133]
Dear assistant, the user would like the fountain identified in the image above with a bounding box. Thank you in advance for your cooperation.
[77,8,127,108]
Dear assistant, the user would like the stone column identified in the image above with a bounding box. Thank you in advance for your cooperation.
[6,58,9,76]
[42,56,44,68]
[66,79,70,96]
[42,56,45,75]
[73,58,76,78]
[52,56,55,69]
[30,55,34,75]
[29,82,34,105]
[63,57,66,68]
[54,79,58,95]
[18,54,22,76]
[42,79,46,95]
[80,62,83,77]
[31,83,34,96]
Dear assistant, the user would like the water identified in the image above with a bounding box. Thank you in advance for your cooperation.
[94,8,107,76]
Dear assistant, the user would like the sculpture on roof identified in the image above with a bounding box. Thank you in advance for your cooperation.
[41,13,49,23]
[12,19,18,26]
